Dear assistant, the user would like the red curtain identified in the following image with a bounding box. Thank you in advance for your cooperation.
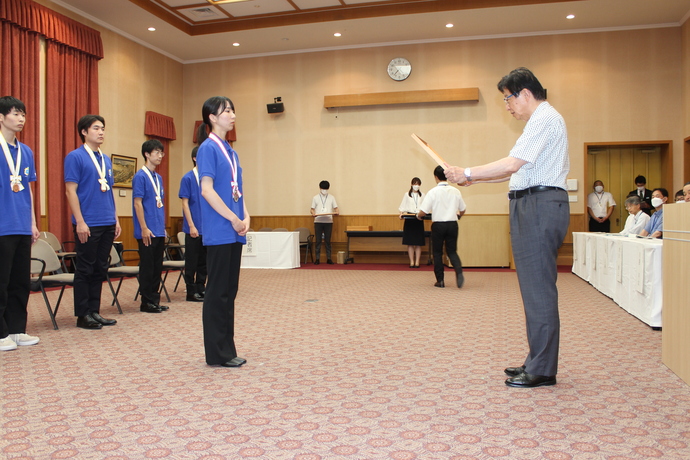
[0,18,42,224]
[145,112,177,227]
[1,0,103,242]
[45,42,100,242]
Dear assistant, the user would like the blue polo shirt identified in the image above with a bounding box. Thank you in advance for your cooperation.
[64,145,116,226]
[0,140,36,236]
[132,167,166,239]
[178,169,202,235]
[644,207,663,236]
[197,137,245,246]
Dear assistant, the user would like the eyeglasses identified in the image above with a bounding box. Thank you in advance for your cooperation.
[503,90,520,103]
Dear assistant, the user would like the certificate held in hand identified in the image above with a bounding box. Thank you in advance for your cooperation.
[411,133,447,167]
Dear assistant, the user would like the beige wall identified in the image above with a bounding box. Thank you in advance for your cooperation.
[183,28,684,217]
[33,1,687,219]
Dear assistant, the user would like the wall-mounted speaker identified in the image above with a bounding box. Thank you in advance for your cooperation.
[267,102,284,113]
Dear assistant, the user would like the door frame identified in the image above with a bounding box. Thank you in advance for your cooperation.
[583,140,673,229]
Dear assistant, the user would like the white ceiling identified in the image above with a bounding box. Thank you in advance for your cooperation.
[52,0,690,63]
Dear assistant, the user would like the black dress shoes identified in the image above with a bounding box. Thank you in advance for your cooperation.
[91,312,117,326]
[456,271,464,288]
[505,372,557,388]
[327,259,334,264]
[157,304,169,311]
[186,293,204,302]
[76,314,102,329]
[221,357,247,367]
[314,260,320,265]
[504,365,526,377]
[434,281,445,288]
[140,302,162,313]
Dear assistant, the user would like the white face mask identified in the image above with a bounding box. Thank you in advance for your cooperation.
[637,186,645,192]
[412,185,420,191]
[651,197,664,208]
[320,189,328,195]
[594,186,604,193]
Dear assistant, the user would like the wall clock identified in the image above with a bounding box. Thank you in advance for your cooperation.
[387,57,411,81]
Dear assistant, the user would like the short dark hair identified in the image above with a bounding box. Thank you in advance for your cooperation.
[141,139,164,160]
[319,180,330,190]
[0,96,26,116]
[634,175,647,185]
[77,115,105,143]
[652,187,669,198]
[497,67,546,101]
[434,165,446,181]
[191,146,198,166]
[675,189,684,199]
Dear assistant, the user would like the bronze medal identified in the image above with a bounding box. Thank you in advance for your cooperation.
[12,183,19,192]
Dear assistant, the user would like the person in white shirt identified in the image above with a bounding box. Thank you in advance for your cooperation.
[587,180,616,232]
[398,177,425,268]
[619,196,650,236]
[310,180,339,265]
[417,166,466,288]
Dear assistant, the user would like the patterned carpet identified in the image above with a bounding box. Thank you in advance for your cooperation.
[2,268,689,459]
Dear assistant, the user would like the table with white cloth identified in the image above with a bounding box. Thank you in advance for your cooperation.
[240,231,300,269]
[572,232,662,328]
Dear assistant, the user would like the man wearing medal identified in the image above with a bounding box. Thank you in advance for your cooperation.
[0,96,40,351]
[65,115,121,330]
[133,140,168,314]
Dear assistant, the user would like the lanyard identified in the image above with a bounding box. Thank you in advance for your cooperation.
[83,144,109,192]
[193,167,199,186]
[209,133,242,201]
[141,166,163,208]
[0,134,23,192]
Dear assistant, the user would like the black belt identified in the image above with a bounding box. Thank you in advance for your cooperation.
[508,186,564,200]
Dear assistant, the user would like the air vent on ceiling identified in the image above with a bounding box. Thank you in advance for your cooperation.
[190,7,223,20]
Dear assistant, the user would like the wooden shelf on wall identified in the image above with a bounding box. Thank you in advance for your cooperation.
[323,88,479,108]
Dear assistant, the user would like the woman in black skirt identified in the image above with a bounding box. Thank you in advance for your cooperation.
[398,177,425,268]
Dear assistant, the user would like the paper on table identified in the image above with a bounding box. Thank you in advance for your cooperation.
[411,133,447,167]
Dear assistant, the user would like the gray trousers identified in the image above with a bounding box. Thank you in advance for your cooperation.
[509,188,569,376]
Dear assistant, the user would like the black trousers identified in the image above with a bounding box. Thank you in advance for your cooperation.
[184,233,207,295]
[137,237,165,306]
[588,217,610,232]
[0,235,31,337]
[73,224,115,317]
[203,242,242,365]
[314,222,333,261]
[431,221,463,282]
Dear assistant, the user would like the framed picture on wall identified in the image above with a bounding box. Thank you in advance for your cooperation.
[111,154,137,188]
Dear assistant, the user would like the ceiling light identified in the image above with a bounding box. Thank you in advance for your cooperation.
[334,32,342,37]
[566,14,575,19]
[446,23,453,28]
[233,43,240,47]
[147,27,156,31]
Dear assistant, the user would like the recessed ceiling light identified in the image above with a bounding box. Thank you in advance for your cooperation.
[446,23,454,28]
[232,42,240,47]
[148,27,156,31]
[334,32,342,37]
[566,14,575,19]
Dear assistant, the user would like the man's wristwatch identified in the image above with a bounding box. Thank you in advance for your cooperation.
[464,168,472,182]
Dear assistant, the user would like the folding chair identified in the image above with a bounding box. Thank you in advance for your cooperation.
[106,245,138,313]
[296,227,314,264]
[30,239,75,330]
[38,231,76,273]
[160,233,185,302]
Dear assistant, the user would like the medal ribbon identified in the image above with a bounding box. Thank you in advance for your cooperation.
[0,134,24,192]
[209,133,242,200]
[193,166,199,186]
[83,144,109,192]
[141,166,163,208]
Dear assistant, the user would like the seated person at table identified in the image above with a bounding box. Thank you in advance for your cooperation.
[639,188,668,239]
[674,189,685,202]
[619,196,650,236]
[684,182,690,202]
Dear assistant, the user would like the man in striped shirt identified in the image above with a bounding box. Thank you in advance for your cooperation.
[445,68,570,388]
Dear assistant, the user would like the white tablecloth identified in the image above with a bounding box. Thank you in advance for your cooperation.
[572,232,662,327]
[241,231,300,269]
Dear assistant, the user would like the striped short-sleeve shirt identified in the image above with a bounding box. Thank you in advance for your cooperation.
[508,102,569,191]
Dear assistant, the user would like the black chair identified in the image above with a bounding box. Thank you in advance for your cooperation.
[295,227,314,264]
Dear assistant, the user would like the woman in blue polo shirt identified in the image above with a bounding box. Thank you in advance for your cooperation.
[196,96,249,368]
